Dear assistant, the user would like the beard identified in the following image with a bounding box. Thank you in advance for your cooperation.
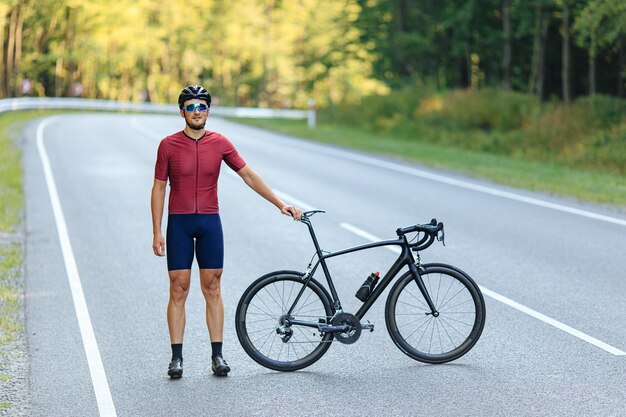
[185,117,206,131]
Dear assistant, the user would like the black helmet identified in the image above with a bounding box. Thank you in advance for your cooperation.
[178,85,211,108]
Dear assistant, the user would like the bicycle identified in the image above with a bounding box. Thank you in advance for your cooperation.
[235,210,486,371]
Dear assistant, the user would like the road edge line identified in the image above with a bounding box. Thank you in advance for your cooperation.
[36,117,118,417]
[338,222,626,356]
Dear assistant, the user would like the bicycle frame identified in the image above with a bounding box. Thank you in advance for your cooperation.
[286,216,438,327]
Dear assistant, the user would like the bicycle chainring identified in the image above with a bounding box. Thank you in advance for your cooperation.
[331,312,362,344]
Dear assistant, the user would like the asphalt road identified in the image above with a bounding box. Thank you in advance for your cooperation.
[22,113,626,417]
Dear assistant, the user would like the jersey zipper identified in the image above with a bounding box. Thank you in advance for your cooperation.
[195,138,199,213]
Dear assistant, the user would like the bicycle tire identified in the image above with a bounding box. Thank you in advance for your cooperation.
[385,265,485,364]
[235,270,334,372]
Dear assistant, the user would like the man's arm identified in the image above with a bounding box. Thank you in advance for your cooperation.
[236,165,302,220]
[151,178,167,256]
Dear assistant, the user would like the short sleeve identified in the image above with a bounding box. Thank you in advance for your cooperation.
[221,136,246,172]
[154,139,169,181]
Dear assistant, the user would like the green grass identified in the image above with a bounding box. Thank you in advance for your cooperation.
[0,110,64,345]
[228,118,626,208]
[0,400,9,409]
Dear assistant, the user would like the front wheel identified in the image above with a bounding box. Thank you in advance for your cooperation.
[235,271,334,371]
[385,265,485,364]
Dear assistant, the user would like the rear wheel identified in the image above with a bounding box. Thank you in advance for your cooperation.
[235,271,334,371]
[385,265,485,363]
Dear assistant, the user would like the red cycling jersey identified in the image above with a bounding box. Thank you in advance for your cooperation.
[154,130,246,214]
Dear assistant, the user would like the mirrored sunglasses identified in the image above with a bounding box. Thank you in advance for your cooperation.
[183,103,209,112]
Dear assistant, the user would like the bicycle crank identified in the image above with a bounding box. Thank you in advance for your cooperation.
[328,312,362,344]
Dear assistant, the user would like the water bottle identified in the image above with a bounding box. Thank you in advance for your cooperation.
[355,272,380,302]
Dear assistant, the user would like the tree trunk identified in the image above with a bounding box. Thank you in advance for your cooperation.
[457,54,469,88]
[588,31,596,96]
[55,57,63,97]
[502,0,512,90]
[14,0,24,95]
[619,37,624,98]
[390,0,409,78]
[529,5,540,93]
[5,6,17,96]
[262,0,274,106]
[562,0,571,103]
[537,8,549,101]
[0,11,6,98]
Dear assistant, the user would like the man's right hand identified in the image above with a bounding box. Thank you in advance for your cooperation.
[153,233,165,256]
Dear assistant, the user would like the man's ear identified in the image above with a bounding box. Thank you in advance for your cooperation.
[179,109,185,117]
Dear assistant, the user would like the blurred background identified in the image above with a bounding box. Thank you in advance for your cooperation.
[1,0,625,190]
[1,0,623,105]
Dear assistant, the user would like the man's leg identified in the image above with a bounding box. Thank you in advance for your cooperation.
[168,269,192,343]
[200,268,224,342]
[167,269,191,378]
[200,268,230,375]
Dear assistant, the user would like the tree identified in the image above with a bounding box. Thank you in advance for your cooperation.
[502,0,512,89]
[561,0,571,103]
[574,0,626,95]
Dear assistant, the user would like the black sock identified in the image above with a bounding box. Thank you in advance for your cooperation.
[211,342,223,359]
[171,344,183,361]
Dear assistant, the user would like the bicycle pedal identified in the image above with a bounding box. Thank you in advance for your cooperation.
[362,321,375,332]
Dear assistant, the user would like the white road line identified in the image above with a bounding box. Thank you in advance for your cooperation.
[135,117,626,227]
[340,223,401,254]
[231,123,626,227]
[339,222,626,356]
[131,117,626,355]
[273,190,315,212]
[37,117,118,417]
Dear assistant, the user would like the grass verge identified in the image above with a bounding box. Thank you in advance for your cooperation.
[0,109,68,413]
[227,118,626,208]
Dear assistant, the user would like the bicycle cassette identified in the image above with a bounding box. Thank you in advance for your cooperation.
[331,312,362,344]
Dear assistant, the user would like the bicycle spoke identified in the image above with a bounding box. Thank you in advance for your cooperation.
[263,286,285,313]
[292,288,314,315]
[440,298,473,312]
[440,318,459,350]
[397,315,429,329]
[247,302,276,319]
[440,314,474,327]
[403,315,433,343]
[245,317,277,325]
[439,316,468,337]
[437,285,467,311]
[397,299,427,311]
[403,287,430,310]
[253,328,276,346]
[247,326,278,335]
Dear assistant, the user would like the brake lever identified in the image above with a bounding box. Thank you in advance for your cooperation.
[436,222,445,246]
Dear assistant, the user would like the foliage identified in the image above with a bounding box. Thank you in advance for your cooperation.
[573,0,626,58]
[233,116,626,207]
[1,0,387,107]
[320,87,625,175]
[1,0,624,105]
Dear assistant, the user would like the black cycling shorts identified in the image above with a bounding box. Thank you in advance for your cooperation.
[166,213,224,271]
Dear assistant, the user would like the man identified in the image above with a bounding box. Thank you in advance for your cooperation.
[151,85,302,378]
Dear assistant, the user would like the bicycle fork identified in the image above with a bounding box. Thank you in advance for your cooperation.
[408,263,439,317]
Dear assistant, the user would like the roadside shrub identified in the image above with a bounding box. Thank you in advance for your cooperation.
[437,88,540,131]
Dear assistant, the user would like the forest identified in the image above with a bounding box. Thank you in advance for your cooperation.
[1,0,624,106]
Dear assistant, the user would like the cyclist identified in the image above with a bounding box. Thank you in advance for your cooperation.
[151,85,302,378]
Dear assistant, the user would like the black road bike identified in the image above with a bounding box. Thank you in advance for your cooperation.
[235,210,486,371]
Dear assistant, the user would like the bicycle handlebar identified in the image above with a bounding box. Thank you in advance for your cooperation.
[397,219,445,250]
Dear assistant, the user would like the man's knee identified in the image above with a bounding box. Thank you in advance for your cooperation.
[201,271,222,300]
[169,272,190,304]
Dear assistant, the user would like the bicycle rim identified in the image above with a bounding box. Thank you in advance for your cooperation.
[386,266,485,364]
[236,272,334,371]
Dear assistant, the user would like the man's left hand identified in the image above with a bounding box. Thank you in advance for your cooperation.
[281,205,303,221]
